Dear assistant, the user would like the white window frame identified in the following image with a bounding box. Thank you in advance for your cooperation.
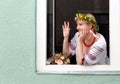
[36,0,120,74]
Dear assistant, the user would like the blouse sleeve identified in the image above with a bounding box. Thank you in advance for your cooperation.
[84,46,104,65]
[68,33,78,56]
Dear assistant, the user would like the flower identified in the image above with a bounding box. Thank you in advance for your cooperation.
[54,53,70,65]
[75,13,97,25]
[55,59,63,65]
[46,53,71,65]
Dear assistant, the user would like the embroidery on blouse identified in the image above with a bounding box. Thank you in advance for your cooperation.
[87,53,96,61]
[69,42,76,50]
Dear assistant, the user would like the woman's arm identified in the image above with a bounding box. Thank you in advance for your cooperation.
[84,46,104,65]
[76,29,88,65]
[62,37,69,54]
[62,21,70,54]
[76,40,84,65]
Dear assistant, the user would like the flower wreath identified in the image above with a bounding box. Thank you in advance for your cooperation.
[75,13,99,31]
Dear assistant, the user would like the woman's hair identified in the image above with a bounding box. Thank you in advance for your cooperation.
[75,13,99,32]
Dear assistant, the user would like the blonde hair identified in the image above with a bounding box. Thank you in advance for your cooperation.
[75,13,99,32]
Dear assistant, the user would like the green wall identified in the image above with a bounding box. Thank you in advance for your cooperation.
[0,0,120,84]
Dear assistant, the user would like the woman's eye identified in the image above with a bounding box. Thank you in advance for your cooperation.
[79,23,82,26]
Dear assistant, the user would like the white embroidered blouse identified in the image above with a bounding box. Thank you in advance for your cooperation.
[68,32,109,65]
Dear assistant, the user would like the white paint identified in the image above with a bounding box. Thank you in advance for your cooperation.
[36,0,120,74]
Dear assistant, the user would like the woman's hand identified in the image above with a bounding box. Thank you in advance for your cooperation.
[62,21,71,38]
[79,28,88,42]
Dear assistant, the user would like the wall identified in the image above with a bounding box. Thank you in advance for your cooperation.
[0,0,120,84]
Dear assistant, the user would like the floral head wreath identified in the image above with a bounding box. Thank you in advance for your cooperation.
[75,13,99,31]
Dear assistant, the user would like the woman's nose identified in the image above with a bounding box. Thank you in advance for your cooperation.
[76,26,80,30]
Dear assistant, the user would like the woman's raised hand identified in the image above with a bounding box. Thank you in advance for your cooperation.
[62,21,71,38]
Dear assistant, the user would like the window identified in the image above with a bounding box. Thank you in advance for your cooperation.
[36,0,120,74]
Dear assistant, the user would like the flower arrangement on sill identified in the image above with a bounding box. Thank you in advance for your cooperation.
[46,53,71,65]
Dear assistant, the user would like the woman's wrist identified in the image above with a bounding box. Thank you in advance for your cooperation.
[64,37,69,40]
[79,38,83,43]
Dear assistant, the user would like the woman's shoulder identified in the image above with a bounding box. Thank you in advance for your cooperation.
[74,32,79,37]
[73,32,79,39]
[93,33,107,48]
[97,33,106,43]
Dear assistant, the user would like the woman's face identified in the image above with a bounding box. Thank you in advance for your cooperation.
[76,19,91,33]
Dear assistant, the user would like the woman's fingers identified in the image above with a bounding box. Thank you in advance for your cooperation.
[64,21,67,28]
[82,28,87,37]
[62,25,64,29]
[62,21,71,31]
[67,22,69,28]
[79,29,86,41]
[63,21,70,29]
[62,21,71,38]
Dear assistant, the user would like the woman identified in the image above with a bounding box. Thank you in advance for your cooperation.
[62,13,109,65]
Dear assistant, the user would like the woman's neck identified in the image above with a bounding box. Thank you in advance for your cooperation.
[83,32,96,47]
